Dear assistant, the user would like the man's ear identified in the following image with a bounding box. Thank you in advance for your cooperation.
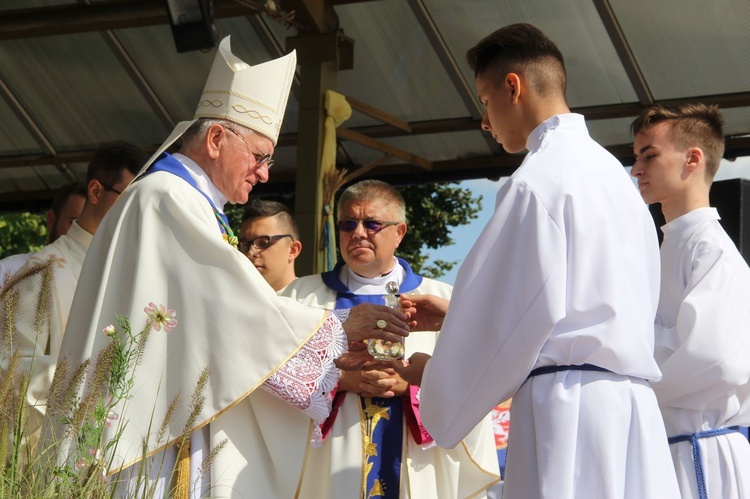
[686,147,705,174]
[394,222,407,248]
[289,240,302,261]
[206,123,225,159]
[506,73,522,105]
[88,179,104,205]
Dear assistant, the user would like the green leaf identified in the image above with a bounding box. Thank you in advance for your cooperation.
[397,182,482,277]
[0,212,48,259]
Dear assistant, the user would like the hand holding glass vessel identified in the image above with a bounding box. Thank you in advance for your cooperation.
[367,281,405,360]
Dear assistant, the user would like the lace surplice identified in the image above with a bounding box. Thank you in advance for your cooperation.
[261,311,347,444]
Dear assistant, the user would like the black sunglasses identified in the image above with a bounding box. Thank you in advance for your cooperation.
[238,234,293,253]
[337,219,400,234]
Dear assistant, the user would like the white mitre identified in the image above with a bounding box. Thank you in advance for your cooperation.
[139,35,297,174]
[196,36,296,145]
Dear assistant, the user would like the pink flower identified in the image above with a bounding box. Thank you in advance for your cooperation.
[102,324,116,337]
[88,448,102,461]
[105,410,119,428]
[75,458,87,471]
[144,302,178,332]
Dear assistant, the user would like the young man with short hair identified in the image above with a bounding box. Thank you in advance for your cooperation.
[15,141,145,362]
[11,140,145,454]
[631,103,750,499]
[239,199,301,291]
[395,23,679,498]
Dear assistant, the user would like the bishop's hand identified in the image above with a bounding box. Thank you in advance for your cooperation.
[342,302,410,344]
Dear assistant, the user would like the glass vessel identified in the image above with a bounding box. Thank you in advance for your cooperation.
[367,281,405,360]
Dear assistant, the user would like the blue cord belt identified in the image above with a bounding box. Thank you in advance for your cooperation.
[668,426,740,499]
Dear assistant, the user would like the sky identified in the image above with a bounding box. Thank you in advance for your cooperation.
[425,155,750,286]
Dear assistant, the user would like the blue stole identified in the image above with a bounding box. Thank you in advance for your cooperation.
[141,153,237,246]
[322,258,422,498]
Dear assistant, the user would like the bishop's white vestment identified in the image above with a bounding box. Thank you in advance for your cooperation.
[282,259,501,498]
[419,114,680,498]
[652,207,750,498]
[47,153,346,498]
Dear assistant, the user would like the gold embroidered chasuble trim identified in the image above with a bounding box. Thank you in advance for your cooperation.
[293,420,316,499]
[173,437,191,499]
[359,396,393,498]
[109,312,328,475]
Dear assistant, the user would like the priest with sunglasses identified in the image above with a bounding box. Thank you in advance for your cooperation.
[281,179,500,498]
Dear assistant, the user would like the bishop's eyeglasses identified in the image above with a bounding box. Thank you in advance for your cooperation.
[224,126,276,170]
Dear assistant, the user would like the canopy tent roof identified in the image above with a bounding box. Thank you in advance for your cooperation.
[1,0,749,213]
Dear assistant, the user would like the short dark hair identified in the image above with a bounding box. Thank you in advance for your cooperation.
[86,141,148,186]
[631,103,725,181]
[242,199,299,240]
[50,181,86,217]
[467,23,567,98]
[337,180,406,222]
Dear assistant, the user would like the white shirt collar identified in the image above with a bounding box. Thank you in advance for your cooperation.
[173,152,228,212]
[526,113,586,152]
[65,220,95,246]
[342,257,405,295]
[661,207,720,234]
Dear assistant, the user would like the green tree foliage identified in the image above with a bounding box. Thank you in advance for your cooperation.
[397,183,482,278]
[0,213,48,260]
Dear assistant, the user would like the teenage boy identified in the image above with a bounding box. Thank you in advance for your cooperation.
[631,103,750,499]
[394,23,680,499]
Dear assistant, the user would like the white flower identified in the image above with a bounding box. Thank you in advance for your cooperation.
[102,324,116,337]
[144,302,178,332]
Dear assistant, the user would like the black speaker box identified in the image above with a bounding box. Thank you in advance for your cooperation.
[165,0,217,53]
